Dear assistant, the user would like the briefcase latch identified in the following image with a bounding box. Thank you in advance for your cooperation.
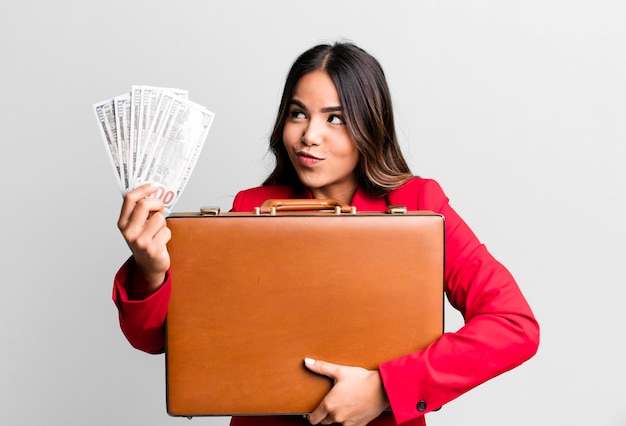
[387,205,408,214]
[200,206,221,216]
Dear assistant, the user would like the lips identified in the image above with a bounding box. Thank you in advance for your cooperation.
[296,150,325,166]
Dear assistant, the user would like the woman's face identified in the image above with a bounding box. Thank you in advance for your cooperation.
[282,70,359,203]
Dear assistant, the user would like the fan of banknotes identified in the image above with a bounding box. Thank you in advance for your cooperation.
[93,85,215,215]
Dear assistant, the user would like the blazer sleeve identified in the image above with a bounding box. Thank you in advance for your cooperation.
[379,179,540,424]
[111,185,291,354]
[112,257,171,354]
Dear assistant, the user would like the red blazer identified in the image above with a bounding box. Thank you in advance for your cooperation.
[113,178,539,426]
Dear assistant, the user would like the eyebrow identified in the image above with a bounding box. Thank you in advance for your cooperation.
[289,99,343,113]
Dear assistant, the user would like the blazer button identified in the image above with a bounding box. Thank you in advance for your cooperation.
[416,400,427,412]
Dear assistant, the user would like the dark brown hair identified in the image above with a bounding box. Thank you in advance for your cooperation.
[263,42,413,198]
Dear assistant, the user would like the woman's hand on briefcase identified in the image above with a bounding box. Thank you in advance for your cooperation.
[117,183,171,299]
[304,358,390,426]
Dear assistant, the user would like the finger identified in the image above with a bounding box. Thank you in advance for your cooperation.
[151,219,172,248]
[122,197,165,243]
[307,407,329,425]
[304,358,341,381]
[133,210,168,250]
[118,183,160,230]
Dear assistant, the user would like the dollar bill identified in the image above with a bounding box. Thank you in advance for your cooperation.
[135,86,189,183]
[138,96,215,215]
[113,93,131,191]
[128,86,142,189]
[133,90,177,186]
[93,98,123,192]
[94,85,214,214]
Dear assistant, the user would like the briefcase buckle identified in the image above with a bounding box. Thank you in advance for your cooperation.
[387,205,408,214]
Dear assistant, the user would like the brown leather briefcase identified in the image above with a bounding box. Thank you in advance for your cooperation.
[165,199,444,417]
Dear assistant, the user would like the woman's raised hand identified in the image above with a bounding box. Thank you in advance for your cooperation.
[117,183,171,299]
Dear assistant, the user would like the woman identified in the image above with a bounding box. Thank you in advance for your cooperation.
[114,42,539,426]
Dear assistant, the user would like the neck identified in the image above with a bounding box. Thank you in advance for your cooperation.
[309,186,357,206]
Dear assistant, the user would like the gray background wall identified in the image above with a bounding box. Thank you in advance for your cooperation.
[1,1,624,425]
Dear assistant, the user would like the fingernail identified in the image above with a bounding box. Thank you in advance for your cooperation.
[304,357,315,366]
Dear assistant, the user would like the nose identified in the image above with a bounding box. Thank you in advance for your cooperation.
[301,118,322,147]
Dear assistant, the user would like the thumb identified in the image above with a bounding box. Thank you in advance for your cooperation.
[304,358,341,380]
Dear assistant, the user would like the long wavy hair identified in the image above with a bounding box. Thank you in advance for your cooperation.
[263,42,413,198]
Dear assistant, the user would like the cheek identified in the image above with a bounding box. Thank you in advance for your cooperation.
[349,150,360,172]
[341,139,360,162]
[282,124,299,148]
[347,145,360,173]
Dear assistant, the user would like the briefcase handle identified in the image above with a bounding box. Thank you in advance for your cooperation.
[256,199,356,215]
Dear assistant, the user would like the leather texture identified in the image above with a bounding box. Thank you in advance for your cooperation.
[165,207,444,417]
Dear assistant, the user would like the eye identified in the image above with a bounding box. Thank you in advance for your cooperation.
[328,114,345,125]
[288,109,306,119]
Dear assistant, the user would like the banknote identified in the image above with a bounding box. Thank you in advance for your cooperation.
[113,94,131,190]
[93,98,123,191]
[133,89,179,187]
[93,85,214,214]
[138,96,215,214]
[134,85,189,186]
